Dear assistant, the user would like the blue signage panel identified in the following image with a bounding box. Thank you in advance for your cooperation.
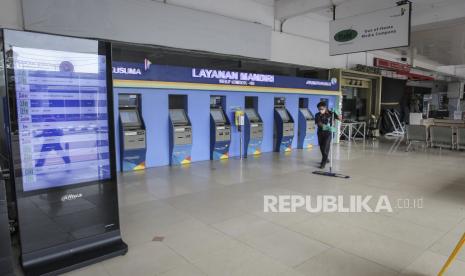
[13,47,111,191]
[112,61,339,91]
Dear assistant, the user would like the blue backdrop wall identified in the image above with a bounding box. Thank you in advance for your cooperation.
[113,88,337,171]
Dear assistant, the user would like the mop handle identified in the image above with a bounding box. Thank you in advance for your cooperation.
[329,111,334,173]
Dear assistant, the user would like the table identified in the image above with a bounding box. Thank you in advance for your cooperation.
[339,121,366,141]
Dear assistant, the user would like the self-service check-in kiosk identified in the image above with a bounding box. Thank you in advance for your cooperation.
[169,95,192,165]
[119,94,147,171]
[298,98,316,149]
[244,97,263,156]
[274,97,294,152]
[210,96,231,160]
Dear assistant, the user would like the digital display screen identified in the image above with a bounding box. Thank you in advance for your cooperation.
[169,109,188,124]
[12,46,111,192]
[119,94,138,107]
[245,108,259,122]
[300,108,314,120]
[211,109,226,123]
[276,108,290,122]
[120,110,140,126]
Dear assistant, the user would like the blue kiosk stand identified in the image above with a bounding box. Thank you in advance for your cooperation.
[244,96,263,157]
[297,98,316,149]
[274,97,295,152]
[169,108,193,165]
[119,94,147,171]
[210,96,231,160]
[0,30,127,275]
[244,108,263,157]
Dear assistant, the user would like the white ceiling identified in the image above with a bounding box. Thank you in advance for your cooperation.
[274,0,465,66]
[410,19,465,65]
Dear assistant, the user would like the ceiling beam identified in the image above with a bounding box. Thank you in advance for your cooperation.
[275,0,334,21]
[412,0,465,28]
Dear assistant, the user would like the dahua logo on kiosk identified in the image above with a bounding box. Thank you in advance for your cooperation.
[61,193,83,202]
[334,29,358,42]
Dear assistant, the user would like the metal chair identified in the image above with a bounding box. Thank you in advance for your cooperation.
[406,125,428,151]
[430,126,454,149]
[457,128,465,150]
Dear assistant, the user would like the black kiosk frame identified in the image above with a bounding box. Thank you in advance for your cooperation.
[244,96,263,157]
[297,98,316,149]
[274,97,295,152]
[168,95,193,165]
[0,30,127,275]
[210,96,231,160]
[119,94,147,171]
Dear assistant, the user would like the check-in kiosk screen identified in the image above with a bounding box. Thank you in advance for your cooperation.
[120,110,141,126]
[12,46,111,192]
[276,108,290,122]
[119,94,138,107]
[169,109,188,125]
[300,108,314,120]
[245,108,259,122]
[211,109,226,123]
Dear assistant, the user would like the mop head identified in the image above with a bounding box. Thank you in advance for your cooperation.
[312,170,350,178]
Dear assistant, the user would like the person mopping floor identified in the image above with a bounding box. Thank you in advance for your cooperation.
[313,101,350,178]
[315,101,341,169]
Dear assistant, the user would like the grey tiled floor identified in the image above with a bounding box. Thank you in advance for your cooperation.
[66,140,465,276]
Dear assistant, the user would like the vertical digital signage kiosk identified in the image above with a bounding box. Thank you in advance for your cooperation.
[210,96,231,160]
[169,95,192,165]
[0,175,14,276]
[0,30,127,275]
[118,94,146,171]
[244,97,263,157]
[298,98,316,149]
[274,97,294,152]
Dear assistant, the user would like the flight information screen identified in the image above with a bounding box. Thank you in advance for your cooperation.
[211,109,226,123]
[169,109,188,124]
[12,46,111,192]
[120,110,140,126]
[276,108,290,122]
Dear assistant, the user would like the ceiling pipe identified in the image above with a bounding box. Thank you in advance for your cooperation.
[275,0,338,22]
[279,19,287,32]
[332,4,336,20]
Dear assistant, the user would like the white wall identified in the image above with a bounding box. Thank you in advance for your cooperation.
[437,65,465,79]
[280,14,330,42]
[270,11,448,71]
[270,31,413,69]
[271,15,414,70]
[21,0,272,59]
[0,0,23,29]
[0,0,455,75]
[412,0,465,27]
[155,0,275,27]
[271,31,346,68]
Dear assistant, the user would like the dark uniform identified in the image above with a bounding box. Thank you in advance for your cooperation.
[315,111,334,165]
